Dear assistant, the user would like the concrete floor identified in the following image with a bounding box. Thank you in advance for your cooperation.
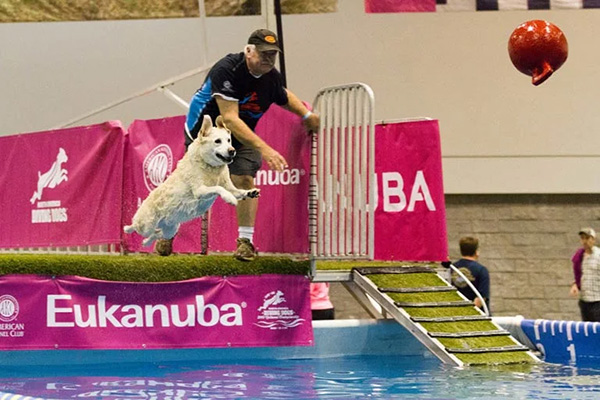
[328,282,375,320]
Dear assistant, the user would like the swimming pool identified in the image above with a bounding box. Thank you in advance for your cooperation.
[2,353,600,399]
[1,320,599,400]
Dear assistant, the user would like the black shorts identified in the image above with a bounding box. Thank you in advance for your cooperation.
[229,146,262,177]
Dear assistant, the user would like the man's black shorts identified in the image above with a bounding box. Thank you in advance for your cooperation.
[229,145,262,177]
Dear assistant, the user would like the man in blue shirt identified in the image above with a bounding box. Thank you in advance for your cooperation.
[451,236,491,313]
[155,29,319,260]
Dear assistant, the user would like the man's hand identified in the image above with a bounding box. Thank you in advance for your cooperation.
[303,112,320,133]
[262,147,288,172]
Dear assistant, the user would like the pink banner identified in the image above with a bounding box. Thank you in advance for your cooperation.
[374,120,448,261]
[208,105,312,254]
[122,116,204,253]
[365,0,436,13]
[0,122,124,248]
[0,274,312,350]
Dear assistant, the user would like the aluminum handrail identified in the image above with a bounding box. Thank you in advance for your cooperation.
[445,262,490,317]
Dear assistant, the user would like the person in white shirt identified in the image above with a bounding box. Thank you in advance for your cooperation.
[569,227,600,321]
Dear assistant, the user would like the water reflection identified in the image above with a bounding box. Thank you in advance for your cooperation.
[0,356,599,399]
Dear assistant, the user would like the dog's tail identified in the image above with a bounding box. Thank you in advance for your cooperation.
[123,225,135,234]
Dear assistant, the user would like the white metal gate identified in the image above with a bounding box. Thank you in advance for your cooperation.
[309,83,375,274]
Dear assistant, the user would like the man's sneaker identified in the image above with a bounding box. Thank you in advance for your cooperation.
[155,238,173,256]
[234,238,257,261]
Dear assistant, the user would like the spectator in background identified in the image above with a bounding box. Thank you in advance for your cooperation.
[569,228,600,322]
[451,236,491,313]
[310,283,335,320]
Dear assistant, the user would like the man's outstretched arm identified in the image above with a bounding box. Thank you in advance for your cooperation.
[282,89,320,132]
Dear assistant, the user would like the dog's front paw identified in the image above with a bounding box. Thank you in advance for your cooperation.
[245,189,261,199]
[222,192,238,206]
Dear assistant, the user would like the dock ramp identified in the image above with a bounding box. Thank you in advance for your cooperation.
[321,266,540,366]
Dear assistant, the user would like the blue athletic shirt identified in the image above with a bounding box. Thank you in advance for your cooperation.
[185,52,288,148]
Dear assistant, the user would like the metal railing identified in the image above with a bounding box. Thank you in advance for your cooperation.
[442,262,490,316]
[309,83,375,275]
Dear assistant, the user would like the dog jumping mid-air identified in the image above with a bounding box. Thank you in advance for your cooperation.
[124,115,260,246]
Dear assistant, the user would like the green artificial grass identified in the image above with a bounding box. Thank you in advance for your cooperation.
[0,254,309,282]
[387,291,463,303]
[368,273,447,288]
[404,306,480,318]
[420,321,498,333]
[359,271,538,365]
[456,351,535,365]
[316,261,432,270]
[437,336,517,350]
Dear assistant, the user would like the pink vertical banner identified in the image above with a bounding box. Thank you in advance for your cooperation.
[208,105,311,254]
[122,116,203,253]
[374,120,448,261]
[0,122,124,248]
[0,274,312,350]
[365,0,436,13]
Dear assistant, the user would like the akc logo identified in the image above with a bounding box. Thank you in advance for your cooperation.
[143,144,173,192]
[0,295,19,322]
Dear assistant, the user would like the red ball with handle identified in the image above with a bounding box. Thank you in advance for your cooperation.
[508,20,568,86]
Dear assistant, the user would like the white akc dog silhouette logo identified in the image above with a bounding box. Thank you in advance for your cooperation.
[30,148,69,204]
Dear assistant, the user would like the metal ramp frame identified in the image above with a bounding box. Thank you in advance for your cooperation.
[315,267,540,366]
[352,267,462,365]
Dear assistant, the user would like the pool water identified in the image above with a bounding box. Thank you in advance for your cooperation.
[1,355,599,400]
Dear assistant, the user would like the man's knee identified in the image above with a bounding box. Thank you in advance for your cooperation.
[231,174,254,189]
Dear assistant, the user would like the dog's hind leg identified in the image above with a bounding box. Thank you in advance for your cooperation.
[142,237,156,247]
[156,219,177,240]
[161,224,180,240]
[142,228,163,247]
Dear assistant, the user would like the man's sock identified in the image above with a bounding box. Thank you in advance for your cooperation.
[238,226,254,243]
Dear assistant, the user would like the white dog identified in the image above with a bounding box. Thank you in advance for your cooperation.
[124,115,259,246]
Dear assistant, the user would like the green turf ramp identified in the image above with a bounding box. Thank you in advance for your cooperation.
[352,265,540,366]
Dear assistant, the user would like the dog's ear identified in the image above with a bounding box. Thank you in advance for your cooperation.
[200,115,213,137]
[216,115,226,129]
[215,116,231,133]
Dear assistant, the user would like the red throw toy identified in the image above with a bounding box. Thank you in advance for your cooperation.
[508,20,568,86]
